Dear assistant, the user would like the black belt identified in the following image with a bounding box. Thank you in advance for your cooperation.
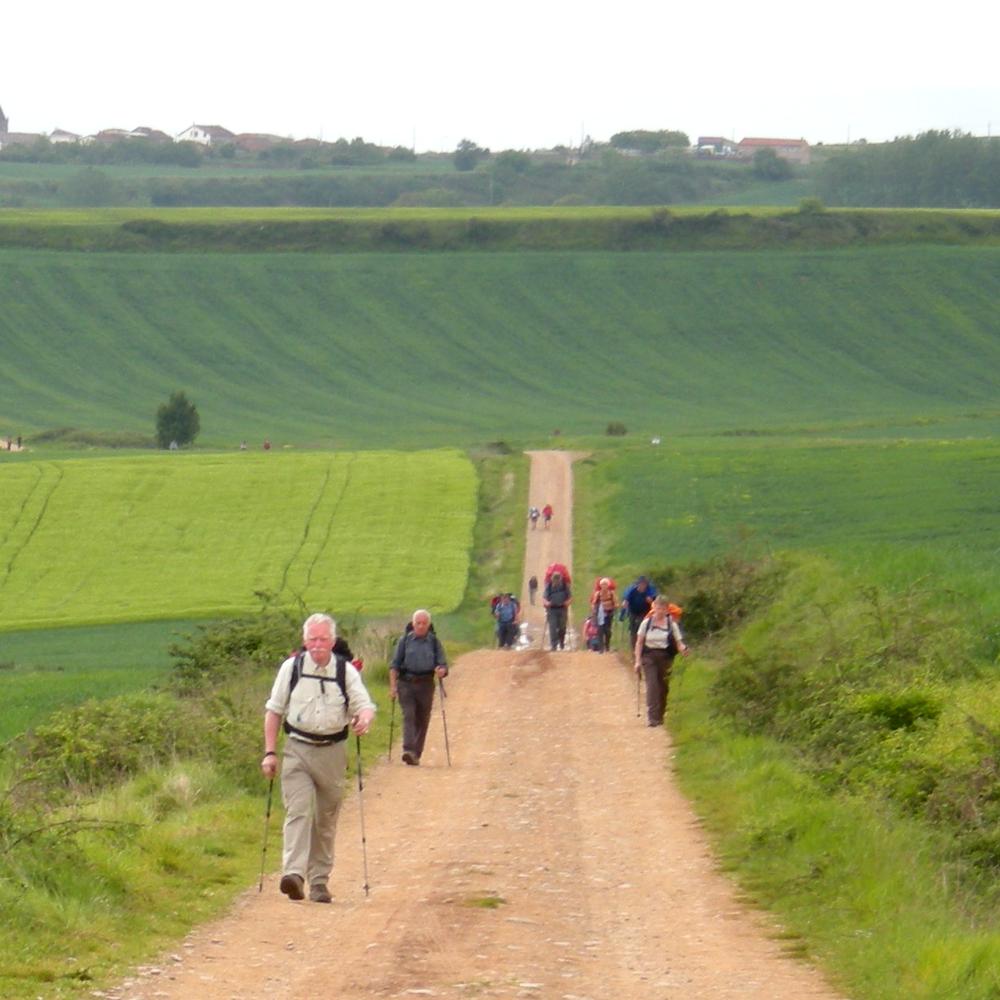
[284,722,349,744]
[399,672,435,682]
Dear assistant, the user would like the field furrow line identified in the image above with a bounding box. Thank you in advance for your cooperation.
[302,454,355,595]
[275,461,333,600]
[0,463,62,592]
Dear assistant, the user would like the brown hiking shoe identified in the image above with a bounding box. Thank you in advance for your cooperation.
[279,873,305,900]
[401,751,419,766]
[309,883,332,904]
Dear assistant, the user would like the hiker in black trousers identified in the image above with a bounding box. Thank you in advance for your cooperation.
[389,609,448,766]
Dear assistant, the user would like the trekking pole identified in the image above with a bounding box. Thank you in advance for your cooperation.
[438,677,452,767]
[387,696,396,761]
[258,777,275,893]
[355,735,370,897]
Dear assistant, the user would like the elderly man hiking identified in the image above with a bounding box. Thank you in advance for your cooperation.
[262,613,376,903]
[389,609,449,766]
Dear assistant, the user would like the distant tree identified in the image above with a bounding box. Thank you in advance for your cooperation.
[610,129,689,153]
[494,150,532,174]
[155,391,200,449]
[387,145,417,162]
[751,147,794,180]
[453,139,489,171]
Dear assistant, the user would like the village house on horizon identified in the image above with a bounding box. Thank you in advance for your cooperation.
[697,135,811,164]
[2,102,815,161]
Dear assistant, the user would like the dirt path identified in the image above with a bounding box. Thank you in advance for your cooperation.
[104,451,845,1000]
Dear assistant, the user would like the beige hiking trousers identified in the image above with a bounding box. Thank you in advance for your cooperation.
[280,736,347,887]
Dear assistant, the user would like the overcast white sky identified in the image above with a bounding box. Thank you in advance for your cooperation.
[3,0,998,151]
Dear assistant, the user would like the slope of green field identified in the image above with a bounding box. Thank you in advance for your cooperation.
[579,435,1000,577]
[0,450,477,631]
[1,245,998,447]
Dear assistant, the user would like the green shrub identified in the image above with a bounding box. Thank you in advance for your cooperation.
[167,605,300,692]
[17,694,199,795]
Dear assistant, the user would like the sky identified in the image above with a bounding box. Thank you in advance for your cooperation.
[3,0,998,152]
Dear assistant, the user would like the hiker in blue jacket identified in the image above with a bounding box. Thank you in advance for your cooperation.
[493,592,520,648]
[622,575,658,650]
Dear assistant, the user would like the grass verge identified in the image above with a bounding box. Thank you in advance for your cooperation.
[671,659,1000,999]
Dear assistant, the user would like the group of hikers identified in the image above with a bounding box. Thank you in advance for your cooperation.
[527,502,553,530]
[491,569,688,729]
[262,574,686,905]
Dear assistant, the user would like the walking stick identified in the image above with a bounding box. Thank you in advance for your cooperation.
[355,735,370,897]
[438,676,452,767]
[387,696,396,761]
[258,776,275,893]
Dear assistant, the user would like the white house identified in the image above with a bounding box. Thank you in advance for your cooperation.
[175,124,236,146]
[49,128,80,144]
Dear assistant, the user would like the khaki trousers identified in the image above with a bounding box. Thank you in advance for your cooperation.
[280,736,347,886]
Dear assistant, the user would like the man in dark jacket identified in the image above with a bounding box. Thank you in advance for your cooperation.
[389,609,448,766]
[622,575,658,650]
[543,571,572,650]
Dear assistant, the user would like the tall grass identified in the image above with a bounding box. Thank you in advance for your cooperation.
[672,664,1000,1000]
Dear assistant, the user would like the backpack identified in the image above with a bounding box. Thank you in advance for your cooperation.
[544,562,571,585]
[639,610,681,655]
[283,650,351,743]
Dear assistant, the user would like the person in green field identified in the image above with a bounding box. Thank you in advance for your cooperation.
[261,613,376,903]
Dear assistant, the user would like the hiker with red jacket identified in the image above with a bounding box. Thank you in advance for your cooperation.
[542,503,553,529]
[261,613,376,903]
[633,596,688,727]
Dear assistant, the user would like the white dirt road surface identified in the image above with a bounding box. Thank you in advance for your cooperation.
[103,451,845,1000]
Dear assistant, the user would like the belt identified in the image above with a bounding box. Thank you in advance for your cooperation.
[285,722,349,744]
[399,672,435,682]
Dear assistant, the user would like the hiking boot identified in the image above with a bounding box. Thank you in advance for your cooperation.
[309,883,332,904]
[279,873,305,900]
[401,751,419,766]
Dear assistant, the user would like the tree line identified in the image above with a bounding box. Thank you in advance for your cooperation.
[817,130,1000,207]
[2,130,998,209]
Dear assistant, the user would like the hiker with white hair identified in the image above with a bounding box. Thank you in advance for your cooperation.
[262,613,376,903]
[389,609,449,766]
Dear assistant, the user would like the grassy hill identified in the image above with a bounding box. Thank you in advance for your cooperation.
[1,243,998,448]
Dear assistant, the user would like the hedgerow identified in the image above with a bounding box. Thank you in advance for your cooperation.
[702,554,1000,887]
